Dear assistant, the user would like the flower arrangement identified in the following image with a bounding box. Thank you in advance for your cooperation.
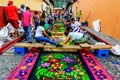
[35,53,90,80]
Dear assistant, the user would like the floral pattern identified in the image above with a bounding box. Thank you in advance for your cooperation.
[81,50,112,80]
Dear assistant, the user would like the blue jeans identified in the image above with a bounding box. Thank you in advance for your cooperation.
[23,26,32,40]
[34,20,40,30]
[35,36,58,45]
[77,17,80,22]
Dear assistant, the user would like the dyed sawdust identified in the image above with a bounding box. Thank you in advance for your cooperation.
[0,48,120,80]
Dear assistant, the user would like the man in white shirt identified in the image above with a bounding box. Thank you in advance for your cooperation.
[64,27,88,44]
[71,18,83,33]
[35,21,62,47]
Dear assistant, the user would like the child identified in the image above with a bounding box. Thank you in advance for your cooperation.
[64,27,88,44]
[35,21,62,47]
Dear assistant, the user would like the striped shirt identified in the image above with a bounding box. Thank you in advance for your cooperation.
[71,21,81,32]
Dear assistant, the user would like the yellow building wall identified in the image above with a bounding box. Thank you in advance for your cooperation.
[73,0,120,40]
[0,0,43,11]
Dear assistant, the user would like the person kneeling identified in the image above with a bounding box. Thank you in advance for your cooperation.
[35,21,62,47]
[64,27,88,44]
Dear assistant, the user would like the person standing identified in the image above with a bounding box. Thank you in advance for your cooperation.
[76,10,82,22]
[5,0,19,36]
[54,11,57,21]
[33,11,40,30]
[58,12,61,20]
[46,14,51,24]
[52,11,55,19]
[41,10,46,21]
[19,4,26,20]
[19,4,26,13]
[69,9,72,19]
[22,7,32,41]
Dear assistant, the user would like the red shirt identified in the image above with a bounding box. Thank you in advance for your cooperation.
[5,5,18,20]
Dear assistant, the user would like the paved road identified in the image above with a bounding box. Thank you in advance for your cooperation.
[0,47,23,80]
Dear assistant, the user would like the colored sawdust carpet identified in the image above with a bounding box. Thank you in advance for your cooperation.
[29,53,90,80]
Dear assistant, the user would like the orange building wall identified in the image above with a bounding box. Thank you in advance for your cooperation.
[0,0,43,11]
[73,0,120,40]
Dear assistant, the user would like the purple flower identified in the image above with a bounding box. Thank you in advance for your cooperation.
[26,59,32,63]
[64,68,72,73]
[41,62,51,68]
[55,68,60,72]
[19,71,27,76]
[94,70,103,76]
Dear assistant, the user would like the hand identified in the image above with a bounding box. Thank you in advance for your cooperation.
[31,23,34,27]
[50,37,54,40]
[6,18,8,22]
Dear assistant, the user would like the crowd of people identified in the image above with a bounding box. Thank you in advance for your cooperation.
[4,0,87,47]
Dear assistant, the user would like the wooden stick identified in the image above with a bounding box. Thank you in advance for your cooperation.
[14,43,112,50]
[14,43,44,48]
[90,45,112,50]
[79,43,91,48]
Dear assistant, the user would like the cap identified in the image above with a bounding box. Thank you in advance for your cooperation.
[8,0,13,5]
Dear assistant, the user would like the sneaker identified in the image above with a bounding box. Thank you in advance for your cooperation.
[56,44,63,47]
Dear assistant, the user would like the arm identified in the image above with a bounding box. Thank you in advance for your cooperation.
[32,15,35,26]
[50,26,53,31]
[15,7,20,18]
[50,23,53,31]
[63,35,70,44]
[18,8,21,14]
[30,14,34,27]
[5,8,8,21]
[80,25,83,30]
[77,22,83,30]
[37,15,40,22]
[42,30,51,39]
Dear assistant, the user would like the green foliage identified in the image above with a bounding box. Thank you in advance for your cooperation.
[52,23,65,32]
[82,73,90,80]
[35,53,90,80]
[53,54,65,59]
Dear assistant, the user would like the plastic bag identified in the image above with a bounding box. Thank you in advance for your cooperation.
[0,23,12,41]
[18,20,24,33]
[92,19,100,32]
[111,45,120,55]
[0,26,8,41]
[95,42,106,45]
[0,41,4,48]
[6,23,14,33]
